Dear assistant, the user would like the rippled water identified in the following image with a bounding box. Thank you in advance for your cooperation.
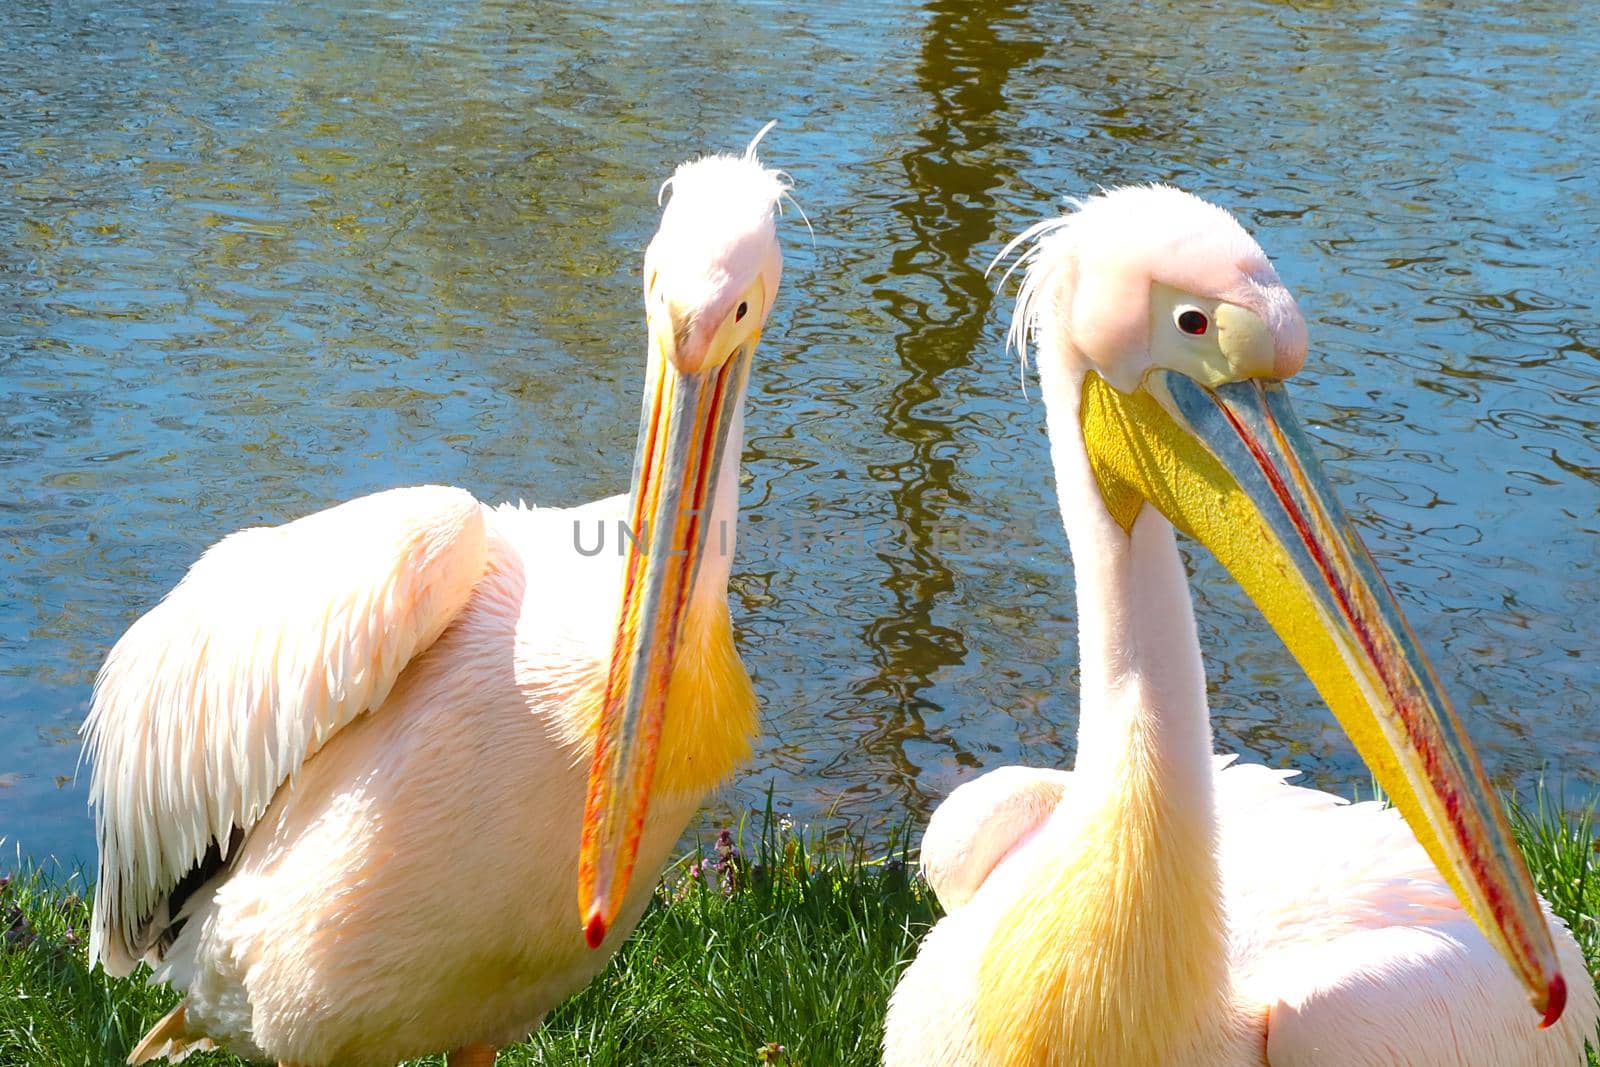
[2,0,1596,866]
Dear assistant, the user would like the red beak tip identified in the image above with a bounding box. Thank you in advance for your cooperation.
[583,910,608,950]
[1538,973,1566,1029]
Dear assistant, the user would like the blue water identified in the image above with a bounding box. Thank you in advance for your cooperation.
[1,0,1596,869]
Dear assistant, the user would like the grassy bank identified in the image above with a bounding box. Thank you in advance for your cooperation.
[2,798,1596,1066]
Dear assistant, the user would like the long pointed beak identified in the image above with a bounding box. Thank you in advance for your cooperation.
[576,306,753,950]
[1081,369,1566,1026]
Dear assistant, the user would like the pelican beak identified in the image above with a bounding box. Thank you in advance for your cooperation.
[1081,368,1567,1027]
[576,297,754,950]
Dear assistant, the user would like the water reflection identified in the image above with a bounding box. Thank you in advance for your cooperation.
[1,0,1595,865]
[848,0,1045,813]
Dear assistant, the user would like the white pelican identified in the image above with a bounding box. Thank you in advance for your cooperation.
[883,186,1597,1066]
[81,131,788,1067]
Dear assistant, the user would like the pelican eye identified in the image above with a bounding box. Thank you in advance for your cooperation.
[735,301,749,323]
[1175,307,1209,336]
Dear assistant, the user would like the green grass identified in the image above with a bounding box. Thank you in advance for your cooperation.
[2,797,1596,1067]
[1,813,936,1067]
[1510,788,1600,1054]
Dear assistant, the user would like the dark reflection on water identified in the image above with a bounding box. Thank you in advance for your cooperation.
[848,0,1045,815]
[1,0,1595,865]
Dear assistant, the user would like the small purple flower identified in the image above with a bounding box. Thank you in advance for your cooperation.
[708,828,744,894]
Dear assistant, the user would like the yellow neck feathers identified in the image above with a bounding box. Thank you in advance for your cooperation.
[566,595,757,800]
[974,722,1234,1066]
[651,596,758,797]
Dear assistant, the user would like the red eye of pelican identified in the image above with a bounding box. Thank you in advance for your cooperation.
[1176,307,1209,336]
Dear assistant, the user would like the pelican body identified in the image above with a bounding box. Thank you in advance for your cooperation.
[81,134,788,1067]
[884,186,1596,1066]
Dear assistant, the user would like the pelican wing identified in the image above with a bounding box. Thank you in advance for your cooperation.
[919,766,1072,912]
[1215,758,1598,1066]
[83,485,489,973]
[1257,921,1595,1066]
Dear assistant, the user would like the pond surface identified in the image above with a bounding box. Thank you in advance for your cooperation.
[2,0,1597,868]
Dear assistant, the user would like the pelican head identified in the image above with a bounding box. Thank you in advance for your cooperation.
[1003,184,1567,1025]
[578,128,787,948]
[1006,185,1307,392]
[644,139,786,375]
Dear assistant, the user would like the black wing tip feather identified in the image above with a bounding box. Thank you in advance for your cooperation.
[130,826,244,961]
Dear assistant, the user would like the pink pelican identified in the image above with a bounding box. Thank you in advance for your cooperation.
[883,186,1596,1066]
[81,130,788,1067]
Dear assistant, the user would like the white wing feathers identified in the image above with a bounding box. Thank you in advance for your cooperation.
[83,485,489,973]
[1258,918,1596,1067]
[919,766,1072,912]
[1217,755,1467,967]
[1214,757,1598,1066]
